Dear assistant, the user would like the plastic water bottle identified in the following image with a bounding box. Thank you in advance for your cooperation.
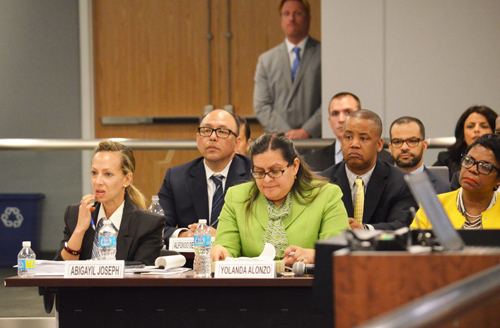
[98,220,117,260]
[193,219,212,277]
[148,195,164,215]
[18,241,36,278]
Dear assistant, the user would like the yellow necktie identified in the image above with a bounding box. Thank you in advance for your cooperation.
[354,177,364,225]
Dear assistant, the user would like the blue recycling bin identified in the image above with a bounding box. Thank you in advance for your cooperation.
[0,193,44,267]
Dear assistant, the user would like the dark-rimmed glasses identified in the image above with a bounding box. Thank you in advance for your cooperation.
[461,154,500,175]
[252,164,291,179]
[198,127,237,139]
[390,137,421,148]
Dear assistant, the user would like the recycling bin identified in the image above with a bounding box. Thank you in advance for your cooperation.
[0,193,44,267]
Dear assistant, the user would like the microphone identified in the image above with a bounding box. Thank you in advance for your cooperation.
[292,262,315,276]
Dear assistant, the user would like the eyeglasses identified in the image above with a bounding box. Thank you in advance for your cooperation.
[198,127,237,139]
[461,154,500,175]
[390,137,421,148]
[252,164,291,179]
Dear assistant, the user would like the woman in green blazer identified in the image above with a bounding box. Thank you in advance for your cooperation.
[211,132,350,266]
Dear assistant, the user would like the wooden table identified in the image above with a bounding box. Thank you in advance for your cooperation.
[5,272,328,328]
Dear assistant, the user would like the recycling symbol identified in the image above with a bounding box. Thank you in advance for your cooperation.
[1,207,24,228]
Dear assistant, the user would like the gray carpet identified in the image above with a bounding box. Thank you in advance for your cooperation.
[0,268,54,317]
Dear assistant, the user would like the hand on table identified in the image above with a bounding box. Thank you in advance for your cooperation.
[179,223,217,237]
[348,218,365,230]
[283,246,315,266]
[210,245,229,262]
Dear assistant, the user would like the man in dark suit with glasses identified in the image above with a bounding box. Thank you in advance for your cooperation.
[158,109,252,246]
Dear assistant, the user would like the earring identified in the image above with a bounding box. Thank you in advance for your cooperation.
[123,185,128,188]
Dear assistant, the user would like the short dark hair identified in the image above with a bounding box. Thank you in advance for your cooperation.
[199,109,240,135]
[279,0,311,16]
[466,134,500,171]
[390,116,426,139]
[234,115,251,141]
[448,105,497,171]
[330,92,361,111]
[348,109,383,138]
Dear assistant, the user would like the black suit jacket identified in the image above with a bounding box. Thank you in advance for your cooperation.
[304,140,394,172]
[424,167,450,194]
[55,193,166,266]
[321,160,418,230]
[158,154,252,240]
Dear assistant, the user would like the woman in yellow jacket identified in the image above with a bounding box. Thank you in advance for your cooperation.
[412,134,500,229]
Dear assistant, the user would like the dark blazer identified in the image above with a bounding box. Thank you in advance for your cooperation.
[321,160,418,230]
[450,171,460,191]
[424,167,451,194]
[55,193,166,266]
[304,140,395,172]
[158,154,252,241]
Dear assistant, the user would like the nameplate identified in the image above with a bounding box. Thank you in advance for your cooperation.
[64,260,125,278]
[214,261,276,278]
[169,237,215,252]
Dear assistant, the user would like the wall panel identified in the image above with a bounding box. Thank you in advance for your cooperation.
[93,0,320,200]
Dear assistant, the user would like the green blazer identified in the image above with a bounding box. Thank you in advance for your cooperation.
[213,181,350,258]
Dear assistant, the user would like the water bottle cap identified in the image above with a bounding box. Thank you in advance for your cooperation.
[152,195,159,201]
[22,241,31,247]
[103,219,111,224]
[199,219,207,225]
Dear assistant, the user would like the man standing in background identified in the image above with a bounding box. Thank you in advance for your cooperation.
[254,0,321,139]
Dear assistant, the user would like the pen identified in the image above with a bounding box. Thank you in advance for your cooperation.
[91,218,95,230]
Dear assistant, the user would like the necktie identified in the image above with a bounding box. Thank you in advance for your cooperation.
[91,219,104,260]
[210,175,225,227]
[353,177,364,225]
[291,47,301,82]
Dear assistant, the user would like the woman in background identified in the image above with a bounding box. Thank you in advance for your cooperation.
[235,114,251,156]
[211,132,349,266]
[414,134,500,229]
[434,105,497,180]
[56,141,165,265]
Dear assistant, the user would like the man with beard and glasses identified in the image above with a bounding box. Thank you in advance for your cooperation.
[389,116,450,194]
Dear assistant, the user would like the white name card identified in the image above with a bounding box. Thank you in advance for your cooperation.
[214,260,276,278]
[169,237,215,252]
[64,260,125,278]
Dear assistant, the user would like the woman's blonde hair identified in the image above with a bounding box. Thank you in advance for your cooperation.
[94,140,147,210]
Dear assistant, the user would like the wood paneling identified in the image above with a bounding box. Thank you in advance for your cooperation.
[93,0,320,202]
[93,0,209,118]
[334,253,500,328]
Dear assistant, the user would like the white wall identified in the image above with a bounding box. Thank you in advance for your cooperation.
[322,0,500,163]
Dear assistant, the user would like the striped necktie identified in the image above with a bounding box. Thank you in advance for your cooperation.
[210,175,225,227]
[353,177,364,225]
[292,47,300,82]
[91,219,104,260]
